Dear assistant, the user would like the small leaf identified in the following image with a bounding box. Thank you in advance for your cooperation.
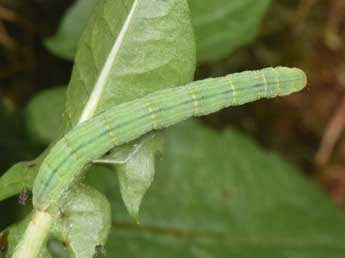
[117,134,163,222]
[189,0,272,62]
[25,87,66,144]
[44,0,97,60]
[91,133,163,222]
[53,185,111,258]
[0,153,46,202]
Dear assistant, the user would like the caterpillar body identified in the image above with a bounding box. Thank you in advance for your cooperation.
[33,67,306,211]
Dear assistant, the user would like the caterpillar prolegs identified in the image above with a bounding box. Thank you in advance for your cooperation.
[33,66,307,211]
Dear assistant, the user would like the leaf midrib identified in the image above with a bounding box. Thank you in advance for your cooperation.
[78,0,140,123]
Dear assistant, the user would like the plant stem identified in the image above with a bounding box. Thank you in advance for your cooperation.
[12,210,52,258]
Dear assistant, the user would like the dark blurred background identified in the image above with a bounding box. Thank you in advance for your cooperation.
[0,0,345,227]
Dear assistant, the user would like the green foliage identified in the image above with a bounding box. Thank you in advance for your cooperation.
[0,101,40,171]
[1,186,110,258]
[0,87,65,203]
[52,186,111,258]
[26,87,66,144]
[44,0,271,63]
[0,158,42,202]
[44,0,97,60]
[189,0,271,62]
[116,133,164,222]
[0,86,67,202]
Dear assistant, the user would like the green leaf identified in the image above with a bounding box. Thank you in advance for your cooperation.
[0,154,46,202]
[1,186,110,258]
[116,133,163,222]
[189,0,272,62]
[90,134,163,222]
[53,186,111,258]
[45,0,97,60]
[25,87,66,144]
[89,120,345,257]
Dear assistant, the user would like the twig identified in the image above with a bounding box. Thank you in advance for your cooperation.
[316,93,345,166]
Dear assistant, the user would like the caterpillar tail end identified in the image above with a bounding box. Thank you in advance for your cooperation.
[275,67,307,96]
[291,67,307,92]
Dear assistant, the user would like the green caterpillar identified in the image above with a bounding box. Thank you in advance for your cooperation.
[33,67,306,211]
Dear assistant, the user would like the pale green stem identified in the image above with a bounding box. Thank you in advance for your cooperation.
[12,210,52,258]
